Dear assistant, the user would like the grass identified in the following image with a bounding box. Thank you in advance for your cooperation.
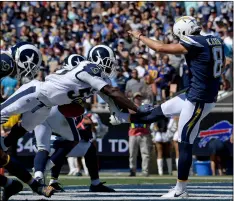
[55,175,233,186]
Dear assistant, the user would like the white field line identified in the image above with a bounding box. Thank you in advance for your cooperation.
[17,191,233,196]
[19,189,233,194]
[62,185,233,189]
[10,195,233,200]
[58,176,233,180]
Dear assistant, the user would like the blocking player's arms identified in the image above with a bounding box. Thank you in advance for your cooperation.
[76,69,137,112]
[128,30,188,55]
[101,85,138,112]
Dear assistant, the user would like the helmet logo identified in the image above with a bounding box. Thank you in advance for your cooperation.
[95,50,103,65]
[1,60,11,72]
[74,57,81,66]
[25,53,35,63]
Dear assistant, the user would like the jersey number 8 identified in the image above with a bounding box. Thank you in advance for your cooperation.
[212,46,223,78]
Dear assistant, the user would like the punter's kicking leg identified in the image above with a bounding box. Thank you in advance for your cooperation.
[112,93,215,198]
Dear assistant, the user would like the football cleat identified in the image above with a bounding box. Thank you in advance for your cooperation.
[2,179,23,201]
[161,187,189,198]
[49,182,65,192]
[89,182,115,192]
[30,181,54,198]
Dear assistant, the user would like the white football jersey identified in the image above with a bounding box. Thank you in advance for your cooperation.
[40,61,109,106]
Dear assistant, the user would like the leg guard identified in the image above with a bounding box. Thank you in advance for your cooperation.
[178,142,193,180]
[84,143,99,180]
[34,150,49,172]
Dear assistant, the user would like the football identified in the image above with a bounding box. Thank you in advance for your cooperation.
[58,102,85,118]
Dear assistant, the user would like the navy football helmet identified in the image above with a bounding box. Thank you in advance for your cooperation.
[87,45,117,78]
[10,42,42,80]
[56,54,86,75]
[0,52,15,79]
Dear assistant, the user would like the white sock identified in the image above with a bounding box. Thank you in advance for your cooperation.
[49,179,58,185]
[34,171,44,179]
[166,158,172,175]
[175,180,187,192]
[4,178,13,187]
[175,158,179,170]
[157,159,163,175]
[91,179,100,186]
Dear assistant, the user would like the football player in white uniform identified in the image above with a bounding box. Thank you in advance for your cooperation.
[33,106,115,192]
[0,42,54,201]
[1,44,140,148]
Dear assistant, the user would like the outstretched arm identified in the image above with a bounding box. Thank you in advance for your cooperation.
[101,85,138,112]
[128,30,188,55]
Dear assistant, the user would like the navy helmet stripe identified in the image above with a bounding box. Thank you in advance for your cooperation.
[1,86,36,110]
[65,117,79,141]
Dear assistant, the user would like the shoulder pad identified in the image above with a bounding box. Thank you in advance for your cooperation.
[180,35,204,48]
[83,62,102,77]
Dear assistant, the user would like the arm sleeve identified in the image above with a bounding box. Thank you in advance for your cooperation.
[76,71,109,91]
[179,35,204,50]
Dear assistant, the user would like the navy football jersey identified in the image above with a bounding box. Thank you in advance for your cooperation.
[180,35,225,103]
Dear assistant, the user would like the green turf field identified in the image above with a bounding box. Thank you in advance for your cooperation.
[56,175,233,186]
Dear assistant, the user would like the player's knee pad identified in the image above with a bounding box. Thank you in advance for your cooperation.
[0,149,9,167]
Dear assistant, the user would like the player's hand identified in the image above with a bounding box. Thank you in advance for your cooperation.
[230,134,233,144]
[128,30,142,40]
[137,104,154,115]
[109,115,121,125]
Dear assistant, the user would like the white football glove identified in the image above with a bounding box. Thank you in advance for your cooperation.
[109,112,130,125]
[109,115,122,125]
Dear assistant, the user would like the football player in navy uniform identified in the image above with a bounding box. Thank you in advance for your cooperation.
[0,42,54,201]
[111,16,226,198]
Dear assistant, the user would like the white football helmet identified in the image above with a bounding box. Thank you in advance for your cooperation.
[88,45,117,78]
[173,16,201,38]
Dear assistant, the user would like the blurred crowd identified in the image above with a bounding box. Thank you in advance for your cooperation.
[1,1,233,106]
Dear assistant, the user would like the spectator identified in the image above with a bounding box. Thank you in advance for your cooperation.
[0,1,232,107]
[128,93,152,176]
[135,54,147,79]
[208,139,228,176]
[155,55,174,102]
[1,74,19,100]
[151,116,171,175]
[198,2,213,22]
[128,52,138,70]
[125,69,144,99]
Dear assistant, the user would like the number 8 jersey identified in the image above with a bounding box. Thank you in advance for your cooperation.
[40,60,110,106]
[179,35,225,103]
